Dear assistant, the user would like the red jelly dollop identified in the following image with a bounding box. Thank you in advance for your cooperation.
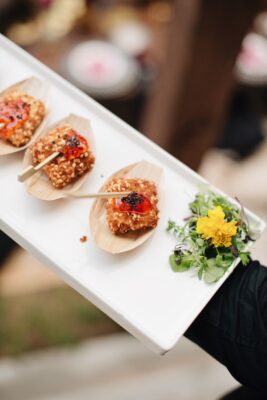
[63,130,88,160]
[0,98,30,140]
[113,192,153,214]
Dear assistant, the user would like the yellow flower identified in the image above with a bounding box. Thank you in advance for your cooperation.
[196,206,237,248]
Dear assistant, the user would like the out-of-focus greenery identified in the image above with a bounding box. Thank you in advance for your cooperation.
[0,286,122,356]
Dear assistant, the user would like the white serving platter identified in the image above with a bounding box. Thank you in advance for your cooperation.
[0,35,265,354]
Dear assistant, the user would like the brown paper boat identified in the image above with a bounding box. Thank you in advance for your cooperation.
[89,160,163,254]
[0,76,50,156]
[23,114,96,201]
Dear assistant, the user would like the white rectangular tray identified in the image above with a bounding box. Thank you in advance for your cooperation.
[0,35,265,354]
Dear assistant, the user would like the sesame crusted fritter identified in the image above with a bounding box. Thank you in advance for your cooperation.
[105,178,159,234]
[30,124,95,189]
[0,90,45,147]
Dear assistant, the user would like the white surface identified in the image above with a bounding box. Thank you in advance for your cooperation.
[110,22,151,56]
[236,33,267,85]
[65,40,140,97]
[0,35,265,354]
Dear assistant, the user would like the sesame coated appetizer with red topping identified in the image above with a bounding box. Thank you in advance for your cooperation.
[105,178,159,234]
[0,90,45,147]
[30,124,95,189]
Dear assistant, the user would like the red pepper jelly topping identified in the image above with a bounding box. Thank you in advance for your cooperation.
[113,192,153,214]
[0,98,30,140]
[63,130,89,160]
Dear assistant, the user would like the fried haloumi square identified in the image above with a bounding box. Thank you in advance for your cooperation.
[105,178,159,234]
[0,90,45,147]
[30,124,95,189]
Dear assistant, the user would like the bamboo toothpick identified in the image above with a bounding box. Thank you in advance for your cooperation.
[64,191,132,199]
[18,151,60,183]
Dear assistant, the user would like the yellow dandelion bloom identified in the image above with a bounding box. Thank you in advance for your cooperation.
[196,206,237,248]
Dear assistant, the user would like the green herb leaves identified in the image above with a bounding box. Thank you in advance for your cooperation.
[167,190,252,284]
[169,254,194,272]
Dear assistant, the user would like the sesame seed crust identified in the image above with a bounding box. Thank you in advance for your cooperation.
[105,178,159,234]
[30,124,95,189]
[0,90,45,147]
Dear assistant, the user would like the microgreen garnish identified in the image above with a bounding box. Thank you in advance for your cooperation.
[167,190,253,283]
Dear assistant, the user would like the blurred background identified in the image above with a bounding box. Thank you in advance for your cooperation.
[1,0,267,399]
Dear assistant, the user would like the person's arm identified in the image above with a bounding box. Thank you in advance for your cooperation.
[185,260,267,393]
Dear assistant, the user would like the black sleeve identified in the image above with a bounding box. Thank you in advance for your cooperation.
[185,260,267,393]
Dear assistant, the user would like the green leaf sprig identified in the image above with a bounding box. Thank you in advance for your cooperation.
[167,190,254,283]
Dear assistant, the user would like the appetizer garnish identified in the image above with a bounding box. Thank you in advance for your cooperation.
[30,124,95,189]
[64,133,88,160]
[112,192,153,214]
[105,178,159,234]
[0,91,45,147]
[167,190,255,283]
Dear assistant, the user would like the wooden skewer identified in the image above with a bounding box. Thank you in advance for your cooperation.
[18,151,60,183]
[64,191,132,199]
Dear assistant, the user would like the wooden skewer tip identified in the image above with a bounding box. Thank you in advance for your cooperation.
[18,151,60,183]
